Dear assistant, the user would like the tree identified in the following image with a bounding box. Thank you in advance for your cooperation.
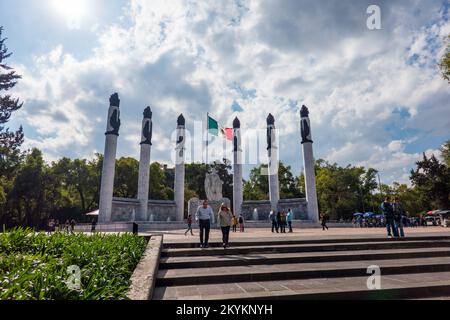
[440,140,450,167]
[243,161,303,201]
[149,162,173,200]
[410,153,450,209]
[0,27,24,179]
[439,35,450,84]
[114,157,139,198]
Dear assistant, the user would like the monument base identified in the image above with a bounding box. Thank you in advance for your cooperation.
[188,197,231,221]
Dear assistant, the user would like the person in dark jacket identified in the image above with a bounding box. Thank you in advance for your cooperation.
[381,196,398,238]
[321,213,329,230]
[393,197,405,238]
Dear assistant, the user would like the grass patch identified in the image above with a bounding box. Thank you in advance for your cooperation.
[0,228,147,300]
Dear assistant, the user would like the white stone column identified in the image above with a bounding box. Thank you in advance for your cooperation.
[174,114,186,221]
[233,117,243,216]
[267,114,280,212]
[137,107,152,221]
[98,93,121,223]
[300,105,319,223]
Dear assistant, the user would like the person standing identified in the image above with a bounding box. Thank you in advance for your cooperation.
[269,210,278,233]
[239,214,245,232]
[232,214,238,232]
[321,213,329,231]
[195,200,215,248]
[393,197,405,238]
[218,205,233,248]
[287,209,293,233]
[381,196,398,238]
[70,219,76,234]
[280,212,287,233]
[184,214,194,236]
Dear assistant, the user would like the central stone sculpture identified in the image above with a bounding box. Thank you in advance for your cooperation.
[204,169,223,201]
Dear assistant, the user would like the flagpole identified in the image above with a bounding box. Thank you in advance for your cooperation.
[206,112,209,165]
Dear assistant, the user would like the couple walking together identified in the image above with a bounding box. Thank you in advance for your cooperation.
[194,200,234,248]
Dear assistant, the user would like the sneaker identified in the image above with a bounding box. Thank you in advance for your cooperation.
[204,245,209,248]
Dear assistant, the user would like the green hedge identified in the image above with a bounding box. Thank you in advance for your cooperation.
[0,228,147,300]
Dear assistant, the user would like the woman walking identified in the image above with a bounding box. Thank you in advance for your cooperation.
[218,205,233,248]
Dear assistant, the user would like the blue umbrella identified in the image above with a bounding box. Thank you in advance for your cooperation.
[353,213,363,216]
[363,212,372,218]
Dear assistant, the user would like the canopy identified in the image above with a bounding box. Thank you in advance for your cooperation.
[86,209,99,216]
[353,213,363,216]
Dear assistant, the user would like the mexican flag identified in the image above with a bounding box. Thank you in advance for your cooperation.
[208,115,232,141]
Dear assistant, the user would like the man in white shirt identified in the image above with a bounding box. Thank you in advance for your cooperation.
[195,200,215,248]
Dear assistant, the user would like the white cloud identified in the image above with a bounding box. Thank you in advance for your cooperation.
[9,0,450,185]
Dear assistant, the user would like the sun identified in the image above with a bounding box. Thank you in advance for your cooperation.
[51,0,89,29]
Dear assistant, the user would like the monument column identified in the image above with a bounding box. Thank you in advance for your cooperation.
[232,117,243,216]
[174,114,186,221]
[267,114,280,212]
[300,105,319,223]
[137,107,153,221]
[98,93,121,223]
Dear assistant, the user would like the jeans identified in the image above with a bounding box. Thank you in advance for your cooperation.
[386,218,398,237]
[199,219,211,246]
[288,221,293,232]
[271,220,278,232]
[395,220,405,237]
[221,226,231,245]
[232,224,237,232]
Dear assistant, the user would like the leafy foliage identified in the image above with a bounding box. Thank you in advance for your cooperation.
[439,35,450,84]
[0,228,147,300]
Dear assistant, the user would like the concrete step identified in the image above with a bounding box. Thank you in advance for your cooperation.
[161,240,450,257]
[159,247,450,269]
[162,235,450,249]
[153,271,450,300]
[156,256,450,287]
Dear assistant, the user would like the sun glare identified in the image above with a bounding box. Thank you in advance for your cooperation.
[51,0,89,29]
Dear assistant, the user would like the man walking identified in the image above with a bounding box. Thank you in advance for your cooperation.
[393,197,405,238]
[195,200,215,248]
[381,196,398,238]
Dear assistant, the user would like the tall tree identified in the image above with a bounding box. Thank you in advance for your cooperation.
[440,140,450,167]
[0,27,24,179]
[410,153,450,209]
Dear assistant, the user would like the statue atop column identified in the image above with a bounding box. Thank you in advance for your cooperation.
[300,105,313,144]
[106,93,121,136]
[140,107,152,145]
[205,168,223,201]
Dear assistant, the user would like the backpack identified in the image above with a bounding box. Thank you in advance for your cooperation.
[239,217,243,224]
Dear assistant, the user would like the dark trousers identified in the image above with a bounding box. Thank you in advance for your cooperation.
[199,219,211,246]
[386,218,398,237]
[288,221,293,232]
[232,224,237,232]
[272,220,278,232]
[221,226,231,245]
[322,222,328,230]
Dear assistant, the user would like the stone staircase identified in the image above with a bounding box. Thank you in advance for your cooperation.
[153,236,450,300]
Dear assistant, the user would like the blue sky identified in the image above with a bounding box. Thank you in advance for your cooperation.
[1,0,450,184]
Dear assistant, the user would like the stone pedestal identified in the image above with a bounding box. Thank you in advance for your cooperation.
[233,117,243,216]
[99,93,121,223]
[300,105,319,223]
[174,114,186,221]
[267,114,280,212]
[137,143,151,221]
[137,107,153,221]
